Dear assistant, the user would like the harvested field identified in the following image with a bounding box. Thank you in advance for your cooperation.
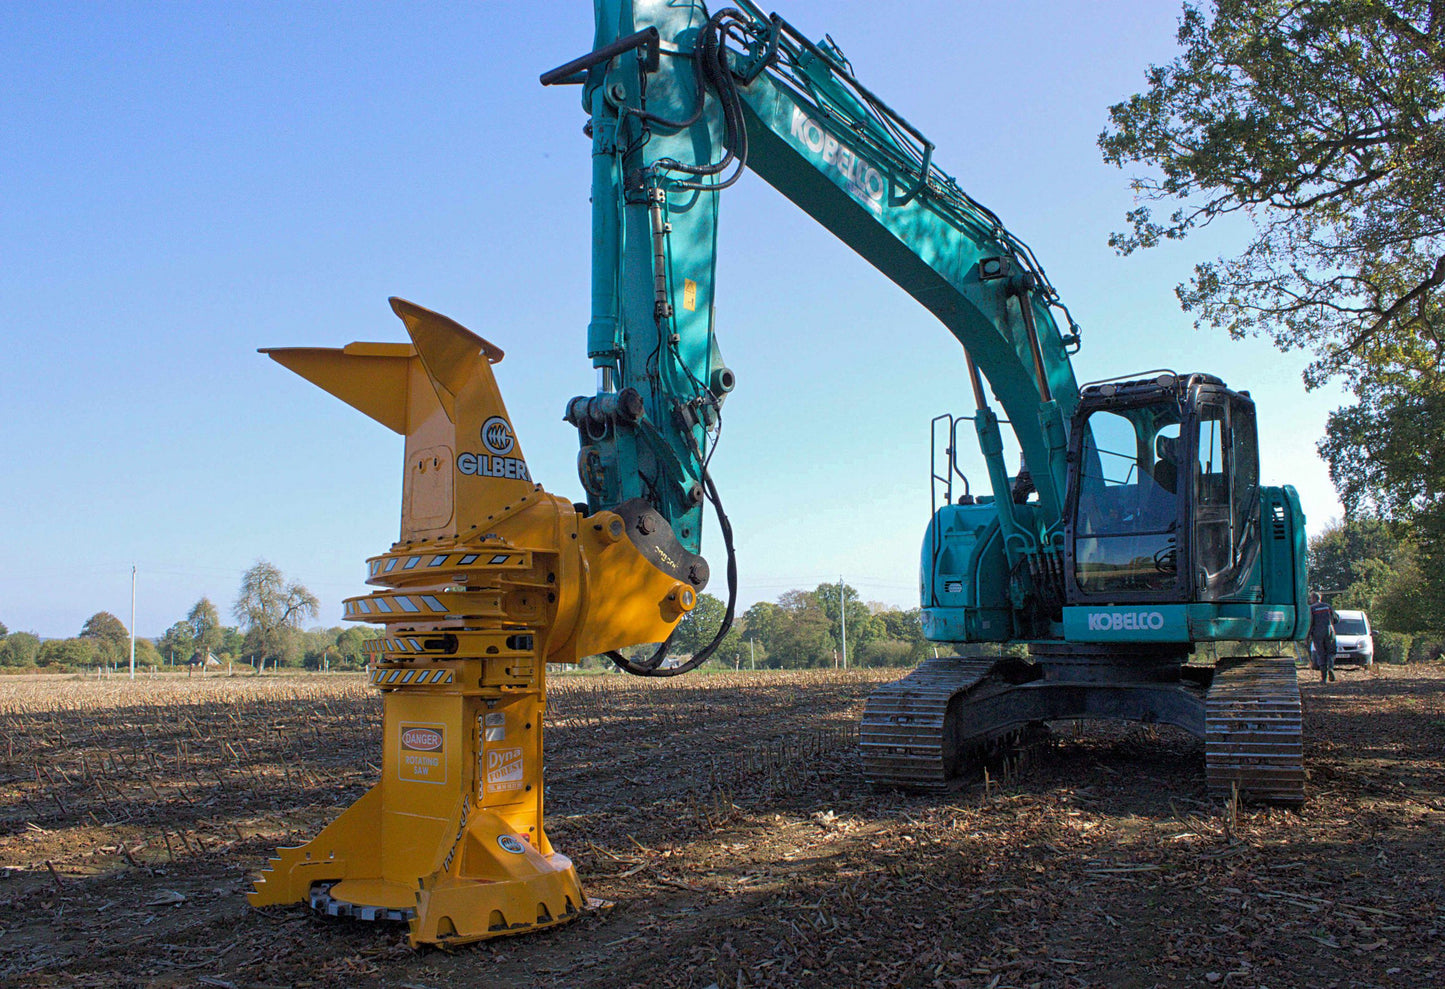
[1,663,1442,988]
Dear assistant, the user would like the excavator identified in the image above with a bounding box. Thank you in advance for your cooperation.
[247,0,1308,949]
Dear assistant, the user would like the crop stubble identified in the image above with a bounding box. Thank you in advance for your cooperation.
[0,664,1442,988]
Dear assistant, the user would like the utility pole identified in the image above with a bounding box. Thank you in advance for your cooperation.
[839,576,847,671]
[749,637,755,671]
[129,565,137,680]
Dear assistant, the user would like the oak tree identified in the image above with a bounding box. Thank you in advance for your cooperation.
[233,561,318,667]
[1100,1,1443,387]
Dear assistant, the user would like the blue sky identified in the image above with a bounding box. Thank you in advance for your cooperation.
[0,1,1348,639]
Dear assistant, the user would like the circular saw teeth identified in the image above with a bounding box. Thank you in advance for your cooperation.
[308,883,415,924]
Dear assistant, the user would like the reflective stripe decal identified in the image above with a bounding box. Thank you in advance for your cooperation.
[369,667,453,687]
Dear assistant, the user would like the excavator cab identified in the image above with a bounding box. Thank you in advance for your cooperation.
[893,370,1303,800]
[1064,372,1261,607]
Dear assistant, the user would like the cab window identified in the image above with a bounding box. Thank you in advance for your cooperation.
[1073,408,1181,595]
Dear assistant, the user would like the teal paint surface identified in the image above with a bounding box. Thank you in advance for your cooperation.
[920,502,1012,642]
[581,0,727,549]
[1063,603,1300,644]
[581,1,1309,656]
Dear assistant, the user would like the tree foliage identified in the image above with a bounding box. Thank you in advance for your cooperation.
[815,581,880,662]
[334,626,376,667]
[670,593,745,667]
[672,592,727,654]
[740,601,783,650]
[1100,0,1444,388]
[233,560,319,666]
[714,586,925,670]
[79,611,129,664]
[187,597,223,655]
[1103,0,1445,614]
[1317,368,1445,603]
[80,611,128,646]
[0,631,40,667]
[763,590,836,668]
[158,621,195,662]
[218,626,246,659]
[134,638,163,668]
[1308,516,1402,596]
[1310,517,1439,634]
[39,637,96,668]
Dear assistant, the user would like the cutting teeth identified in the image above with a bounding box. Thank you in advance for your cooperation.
[308,883,415,923]
[250,859,281,897]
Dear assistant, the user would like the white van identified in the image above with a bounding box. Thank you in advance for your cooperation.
[1333,610,1373,666]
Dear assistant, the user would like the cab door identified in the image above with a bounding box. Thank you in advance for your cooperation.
[1191,395,1260,601]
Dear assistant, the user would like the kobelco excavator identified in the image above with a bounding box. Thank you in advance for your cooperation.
[249,0,1308,948]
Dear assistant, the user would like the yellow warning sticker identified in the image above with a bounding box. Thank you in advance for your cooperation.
[399,722,446,784]
[682,278,697,312]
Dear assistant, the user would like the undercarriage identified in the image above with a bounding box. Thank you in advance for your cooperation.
[859,646,1303,803]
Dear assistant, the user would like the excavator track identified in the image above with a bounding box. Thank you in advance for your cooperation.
[859,656,1003,788]
[863,653,1306,803]
[1203,657,1304,804]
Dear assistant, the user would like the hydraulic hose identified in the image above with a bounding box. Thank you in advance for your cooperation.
[605,430,737,677]
[648,9,760,192]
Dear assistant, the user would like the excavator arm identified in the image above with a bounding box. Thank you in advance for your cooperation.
[548,4,1308,806]
[549,0,1087,649]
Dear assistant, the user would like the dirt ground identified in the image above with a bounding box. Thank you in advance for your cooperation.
[0,662,1441,989]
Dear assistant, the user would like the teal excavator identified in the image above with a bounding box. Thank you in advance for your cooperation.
[546,0,1309,802]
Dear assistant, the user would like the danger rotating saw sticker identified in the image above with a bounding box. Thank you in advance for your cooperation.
[398,723,447,784]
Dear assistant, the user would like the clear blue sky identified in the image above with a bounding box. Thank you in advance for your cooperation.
[0,1,1348,639]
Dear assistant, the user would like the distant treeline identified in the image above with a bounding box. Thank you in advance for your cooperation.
[9,524,1436,675]
[0,610,377,673]
[1310,518,1445,664]
[606,581,936,671]
[0,561,378,673]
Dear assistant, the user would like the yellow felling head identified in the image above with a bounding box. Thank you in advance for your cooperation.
[262,298,536,543]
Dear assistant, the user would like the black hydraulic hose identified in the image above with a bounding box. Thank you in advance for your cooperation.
[605,432,737,677]
[664,72,749,189]
[650,9,762,191]
[627,31,707,130]
[648,13,733,176]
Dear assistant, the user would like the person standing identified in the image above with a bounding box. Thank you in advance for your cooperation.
[1307,592,1338,683]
